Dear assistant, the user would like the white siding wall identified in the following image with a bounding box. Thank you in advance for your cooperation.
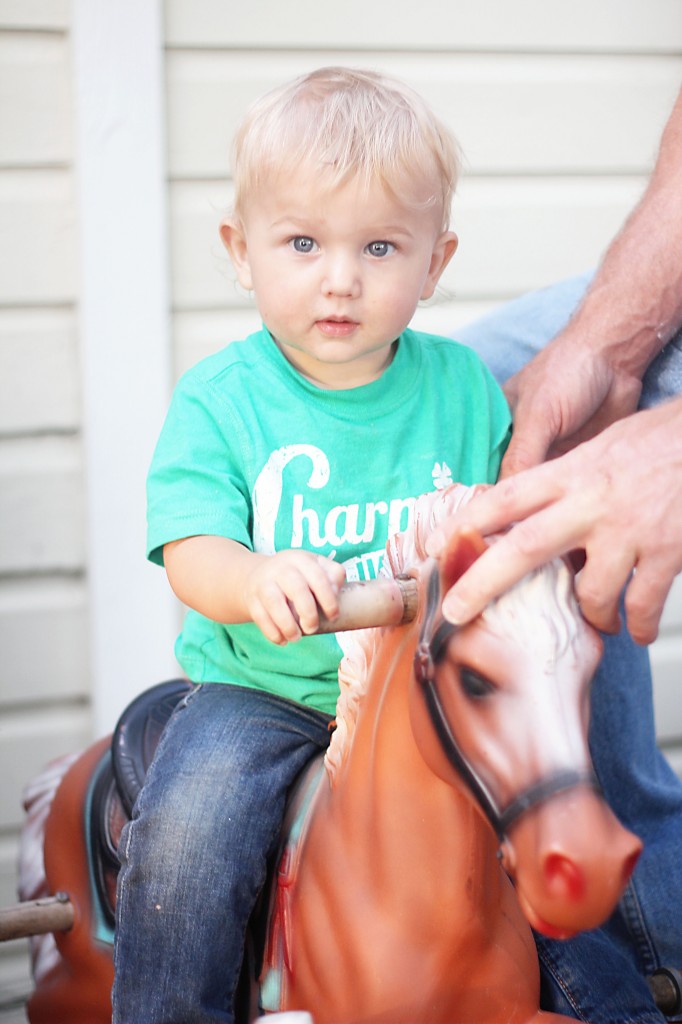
[0,1,178,1013]
[1,0,681,1014]
[0,1,89,1008]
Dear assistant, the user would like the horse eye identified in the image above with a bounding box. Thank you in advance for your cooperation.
[459,667,496,700]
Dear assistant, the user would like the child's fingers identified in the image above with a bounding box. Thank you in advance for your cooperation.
[287,576,323,635]
[251,604,301,645]
[258,565,323,639]
[304,557,345,623]
[247,551,345,641]
[277,557,342,634]
[316,554,347,587]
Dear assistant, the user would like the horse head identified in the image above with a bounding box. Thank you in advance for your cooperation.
[409,526,642,939]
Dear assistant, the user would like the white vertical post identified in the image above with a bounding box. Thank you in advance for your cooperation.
[72,0,180,733]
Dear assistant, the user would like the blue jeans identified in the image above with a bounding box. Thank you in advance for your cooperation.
[112,683,332,1024]
[456,271,682,409]
[456,276,682,1023]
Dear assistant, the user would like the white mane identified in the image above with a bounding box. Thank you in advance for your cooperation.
[325,484,482,782]
[325,483,583,784]
[481,557,581,664]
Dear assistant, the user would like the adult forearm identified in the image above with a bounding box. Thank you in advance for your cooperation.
[564,88,682,377]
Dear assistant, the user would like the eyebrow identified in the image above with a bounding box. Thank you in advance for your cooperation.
[270,216,416,239]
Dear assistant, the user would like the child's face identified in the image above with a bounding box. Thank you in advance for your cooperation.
[221,169,457,389]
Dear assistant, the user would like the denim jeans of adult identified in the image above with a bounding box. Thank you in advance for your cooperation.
[112,683,332,1024]
[455,276,682,1023]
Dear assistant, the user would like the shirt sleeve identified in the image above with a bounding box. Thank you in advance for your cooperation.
[482,363,512,482]
[451,343,512,484]
[146,374,252,566]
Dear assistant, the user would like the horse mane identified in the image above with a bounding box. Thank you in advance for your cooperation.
[481,557,581,663]
[325,483,582,784]
[326,484,483,783]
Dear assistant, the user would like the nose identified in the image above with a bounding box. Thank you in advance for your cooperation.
[543,851,586,903]
[321,253,361,298]
[506,785,643,938]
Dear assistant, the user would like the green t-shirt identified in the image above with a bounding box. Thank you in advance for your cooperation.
[147,326,511,714]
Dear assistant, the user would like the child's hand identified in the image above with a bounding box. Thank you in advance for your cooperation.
[243,550,346,645]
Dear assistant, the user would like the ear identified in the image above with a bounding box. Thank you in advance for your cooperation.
[440,526,488,593]
[420,230,458,300]
[219,218,253,291]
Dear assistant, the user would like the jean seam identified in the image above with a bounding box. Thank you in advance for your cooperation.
[537,942,589,1023]
[619,878,660,977]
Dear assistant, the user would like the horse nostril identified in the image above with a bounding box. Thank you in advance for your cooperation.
[544,853,586,902]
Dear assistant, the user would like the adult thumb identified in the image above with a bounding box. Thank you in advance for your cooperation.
[498,427,551,480]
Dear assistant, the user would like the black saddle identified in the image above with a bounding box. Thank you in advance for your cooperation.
[88,679,192,927]
[86,678,319,1021]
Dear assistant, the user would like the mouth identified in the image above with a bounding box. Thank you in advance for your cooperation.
[315,318,359,338]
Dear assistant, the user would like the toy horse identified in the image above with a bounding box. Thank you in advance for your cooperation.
[12,484,642,1023]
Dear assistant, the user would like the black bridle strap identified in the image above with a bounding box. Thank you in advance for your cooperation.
[414,566,602,843]
[498,767,601,837]
[419,664,504,838]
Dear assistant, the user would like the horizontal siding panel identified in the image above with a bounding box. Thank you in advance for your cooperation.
[0,170,76,305]
[0,834,23,914]
[169,175,646,308]
[658,574,682,635]
[0,0,68,30]
[169,179,232,309]
[0,32,72,167]
[660,745,682,780]
[412,301,497,337]
[0,309,79,435]
[0,436,85,573]
[450,175,646,298]
[0,706,92,829]
[166,50,681,179]
[0,939,31,1009]
[651,635,682,744]
[165,0,682,53]
[0,578,90,707]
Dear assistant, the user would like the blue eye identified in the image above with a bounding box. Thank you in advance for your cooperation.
[291,236,317,253]
[366,240,394,258]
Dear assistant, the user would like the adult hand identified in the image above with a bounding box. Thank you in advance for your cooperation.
[498,327,644,479]
[425,396,682,644]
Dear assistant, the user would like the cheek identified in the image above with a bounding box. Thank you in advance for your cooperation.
[371,273,425,326]
[250,268,301,323]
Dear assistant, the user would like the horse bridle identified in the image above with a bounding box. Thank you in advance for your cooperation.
[413,566,601,844]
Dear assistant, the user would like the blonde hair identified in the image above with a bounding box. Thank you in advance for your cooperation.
[231,66,461,230]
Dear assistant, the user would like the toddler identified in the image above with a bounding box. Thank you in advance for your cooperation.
[112,66,511,1023]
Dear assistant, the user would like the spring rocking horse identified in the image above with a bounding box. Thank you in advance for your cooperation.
[5,485,647,1023]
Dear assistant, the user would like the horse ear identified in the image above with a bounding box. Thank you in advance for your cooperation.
[440,527,488,591]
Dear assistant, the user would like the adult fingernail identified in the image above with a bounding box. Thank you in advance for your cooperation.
[441,595,468,625]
